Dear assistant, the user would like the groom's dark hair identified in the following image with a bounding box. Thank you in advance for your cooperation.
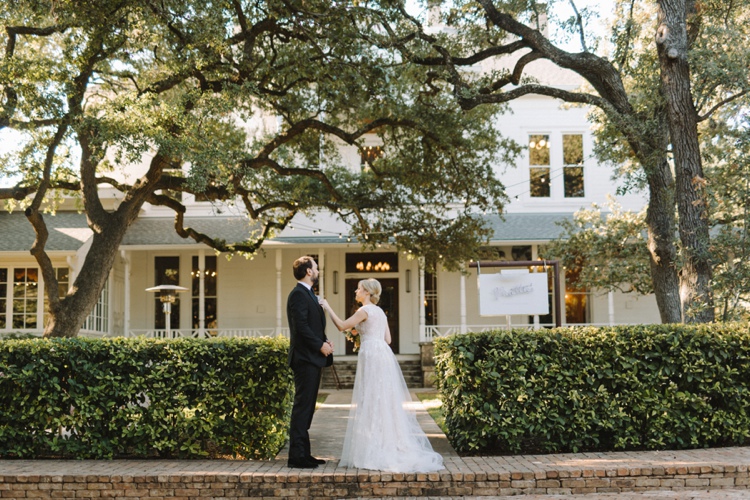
[293,256,315,280]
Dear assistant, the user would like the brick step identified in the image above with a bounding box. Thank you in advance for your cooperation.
[321,358,424,389]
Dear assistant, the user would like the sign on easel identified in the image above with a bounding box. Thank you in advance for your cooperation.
[478,269,549,316]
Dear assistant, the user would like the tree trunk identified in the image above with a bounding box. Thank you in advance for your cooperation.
[43,214,131,337]
[644,156,682,323]
[656,0,714,322]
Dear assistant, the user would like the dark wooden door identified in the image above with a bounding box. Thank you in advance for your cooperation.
[344,278,399,354]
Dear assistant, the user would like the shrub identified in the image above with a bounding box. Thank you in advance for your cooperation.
[0,336,293,459]
[434,323,750,454]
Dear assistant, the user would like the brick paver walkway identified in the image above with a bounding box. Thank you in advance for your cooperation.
[1,389,749,498]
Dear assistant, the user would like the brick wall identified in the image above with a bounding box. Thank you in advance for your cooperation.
[1,465,748,499]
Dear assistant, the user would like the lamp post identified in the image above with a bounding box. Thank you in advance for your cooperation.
[146,285,188,337]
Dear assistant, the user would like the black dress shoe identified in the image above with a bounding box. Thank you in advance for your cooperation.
[287,457,318,469]
[307,456,326,465]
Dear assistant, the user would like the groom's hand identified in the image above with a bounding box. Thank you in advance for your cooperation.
[320,341,333,356]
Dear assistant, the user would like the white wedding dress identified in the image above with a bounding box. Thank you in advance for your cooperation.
[339,304,444,472]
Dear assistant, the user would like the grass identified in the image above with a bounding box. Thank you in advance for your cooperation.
[416,391,448,435]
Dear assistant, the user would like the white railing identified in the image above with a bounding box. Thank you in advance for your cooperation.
[422,323,562,342]
[127,328,290,339]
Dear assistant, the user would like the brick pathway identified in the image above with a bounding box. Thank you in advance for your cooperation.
[0,389,749,498]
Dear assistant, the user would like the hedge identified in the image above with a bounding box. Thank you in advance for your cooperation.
[0,336,293,459]
[434,323,750,455]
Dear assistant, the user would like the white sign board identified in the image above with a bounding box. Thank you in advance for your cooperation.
[478,270,549,316]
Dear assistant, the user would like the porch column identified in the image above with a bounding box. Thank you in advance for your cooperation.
[608,291,615,326]
[276,249,283,332]
[418,258,426,342]
[460,266,467,334]
[531,245,540,329]
[121,250,130,337]
[318,248,325,298]
[198,251,205,335]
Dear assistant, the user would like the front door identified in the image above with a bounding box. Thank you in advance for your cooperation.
[344,278,399,354]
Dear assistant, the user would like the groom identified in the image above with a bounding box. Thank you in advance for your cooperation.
[286,256,333,468]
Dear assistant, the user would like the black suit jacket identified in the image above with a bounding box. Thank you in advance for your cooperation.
[287,283,332,369]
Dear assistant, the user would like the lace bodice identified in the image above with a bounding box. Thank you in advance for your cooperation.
[356,304,387,343]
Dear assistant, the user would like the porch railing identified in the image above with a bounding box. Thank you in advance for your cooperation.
[127,328,290,339]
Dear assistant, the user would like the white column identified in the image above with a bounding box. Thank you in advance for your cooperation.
[276,249,283,331]
[121,250,131,337]
[318,248,325,298]
[531,245,540,329]
[418,258,426,342]
[460,267,467,334]
[198,250,205,335]
[608,291,615,326]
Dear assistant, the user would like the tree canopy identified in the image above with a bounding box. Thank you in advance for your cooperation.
[368,0,750,323]
[0,0,512,337]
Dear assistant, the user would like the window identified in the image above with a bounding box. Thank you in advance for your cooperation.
[44,268,70,328]
[160,167,183,201]
[0,269,6,329]
[13,268,38,329]
[529,134,550,198]
[192,256,218,333]
[83,278,109,333]
[565,267,590,324]
[154,256,180,329]
[563,134,585,198]
[360,146,383,172]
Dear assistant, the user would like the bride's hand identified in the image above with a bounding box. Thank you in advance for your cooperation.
[319,298,330,310]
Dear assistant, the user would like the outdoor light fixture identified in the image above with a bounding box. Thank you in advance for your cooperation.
[146,284,188,337]
[333,271,339,294]
[405,269,411,293]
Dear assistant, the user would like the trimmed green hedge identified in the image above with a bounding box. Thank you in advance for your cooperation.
[0,337,293,459]
[434,324,750,454]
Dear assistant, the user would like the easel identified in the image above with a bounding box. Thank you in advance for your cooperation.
[327,364,341,390]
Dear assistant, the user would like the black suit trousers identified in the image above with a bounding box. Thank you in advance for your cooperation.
[288,362,321,460]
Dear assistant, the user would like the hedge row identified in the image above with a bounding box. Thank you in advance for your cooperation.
[0,337,293,459]
[434,323,750,455]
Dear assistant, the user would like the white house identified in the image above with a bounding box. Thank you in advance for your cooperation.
[0,59,661,362]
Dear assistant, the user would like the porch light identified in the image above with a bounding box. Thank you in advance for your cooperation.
[333,271,339,294]
[146,284,188,337]
[405,269,411,293]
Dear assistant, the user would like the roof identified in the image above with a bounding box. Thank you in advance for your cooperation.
[0,211,573,252]
[0,211,93,252]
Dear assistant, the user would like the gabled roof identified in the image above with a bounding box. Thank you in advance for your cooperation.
[0,211,573,252]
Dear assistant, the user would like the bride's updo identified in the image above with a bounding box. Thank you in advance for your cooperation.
[359,278,381,305]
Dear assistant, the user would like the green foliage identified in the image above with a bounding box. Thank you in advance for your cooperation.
[0,336,293,459]
[434,324,750,454]
[541,198,654,295]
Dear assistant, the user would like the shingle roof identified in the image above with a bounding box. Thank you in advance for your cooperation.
[486,213,572,241]
[0,211,92,252]
[0,211,573,252]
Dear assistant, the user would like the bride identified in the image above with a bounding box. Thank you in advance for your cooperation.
[320,278,444,473]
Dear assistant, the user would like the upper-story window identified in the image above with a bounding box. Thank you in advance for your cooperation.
[529,134,550,198]
[160,167,183,201]
[528,133,586,199]
[563,134,585,198]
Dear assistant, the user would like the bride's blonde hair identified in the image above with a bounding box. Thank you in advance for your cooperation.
[359,278,381,305]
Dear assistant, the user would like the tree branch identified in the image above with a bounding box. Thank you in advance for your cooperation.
[697,90,750,122]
